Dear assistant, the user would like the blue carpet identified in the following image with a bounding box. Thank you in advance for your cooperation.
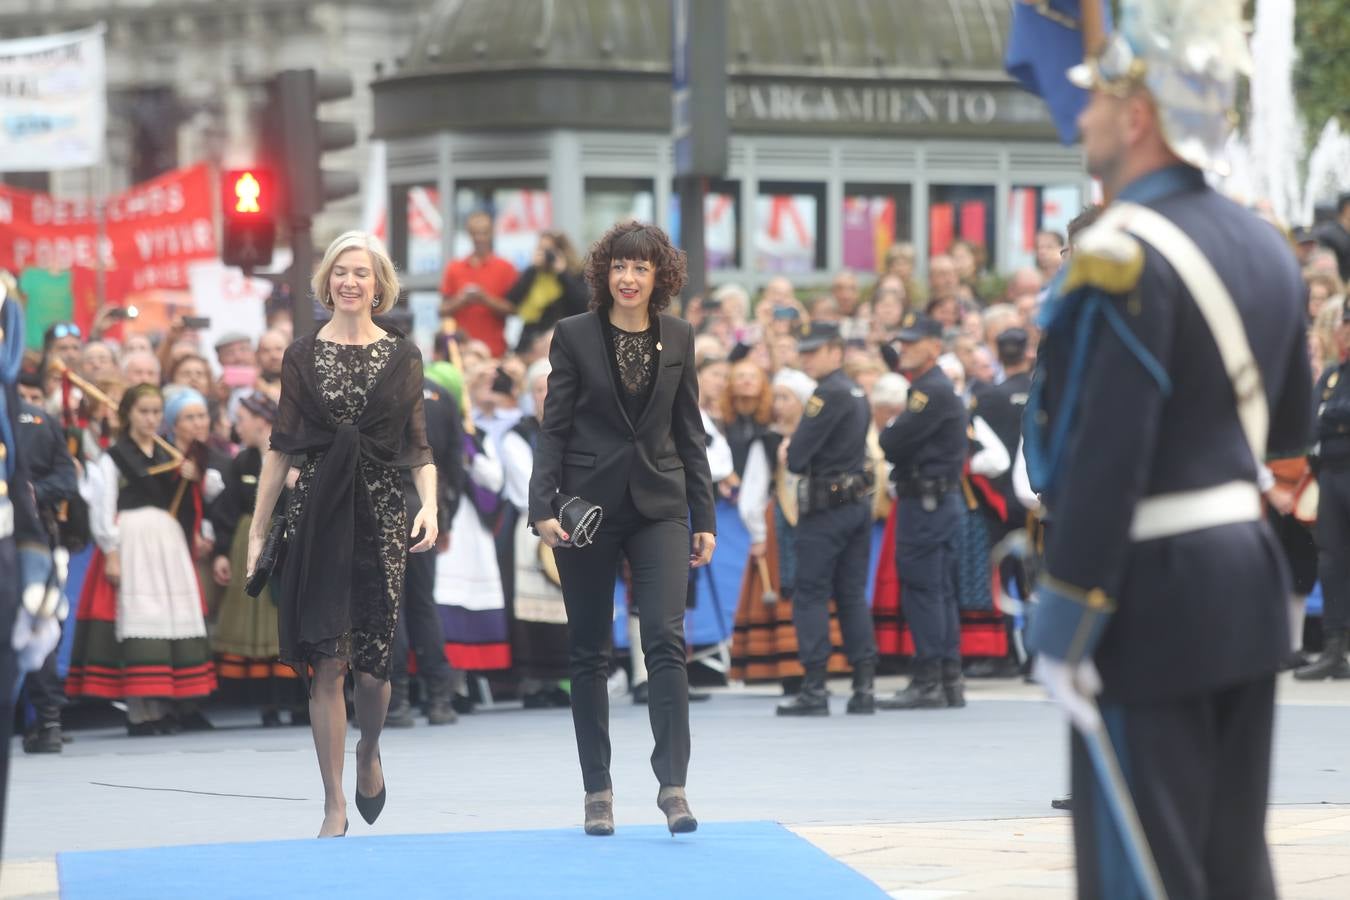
[57,821,888,900]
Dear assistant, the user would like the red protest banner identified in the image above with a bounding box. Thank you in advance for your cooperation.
[0,164,216,306]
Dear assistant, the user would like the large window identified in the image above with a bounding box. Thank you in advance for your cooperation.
[583,178,655,246]
[754,181,826,274]
[389,184,444,277]
[1006,184,1084,271]
[669,178,741,271]
[454,179,551,272]
[842,183,913,273]
[928,184,996,263]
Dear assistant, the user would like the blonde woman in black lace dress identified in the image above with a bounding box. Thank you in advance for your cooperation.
[248,231,437,838]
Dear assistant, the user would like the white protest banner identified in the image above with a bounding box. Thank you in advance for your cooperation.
[188,259,272,372]
[0,26,107,171]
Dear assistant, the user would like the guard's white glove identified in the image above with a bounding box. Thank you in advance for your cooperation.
[12,544,65,674]
[12,612,59,673]
[1033,654,1103,733]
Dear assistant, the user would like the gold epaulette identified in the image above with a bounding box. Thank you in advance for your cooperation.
[1061,219,1145,295]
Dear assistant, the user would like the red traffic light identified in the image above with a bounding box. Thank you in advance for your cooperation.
[222,168,272,218]
[221,167,275,269]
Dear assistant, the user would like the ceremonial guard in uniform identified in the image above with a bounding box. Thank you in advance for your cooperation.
[1296,308,1350,680]
[1023,5,1311,896]
[877,314,969,709]
[1,275,62,856]
[776,322,878,716]
[14,392,79,752]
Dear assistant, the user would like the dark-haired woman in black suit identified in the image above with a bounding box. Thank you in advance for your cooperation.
[529,221,717,837]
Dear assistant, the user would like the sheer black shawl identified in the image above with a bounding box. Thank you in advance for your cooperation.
[270,331,432,677]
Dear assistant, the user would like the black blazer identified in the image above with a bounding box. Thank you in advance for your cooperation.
[528,311,717,535]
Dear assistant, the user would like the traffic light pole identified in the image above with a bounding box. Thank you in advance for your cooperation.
[289,218,315,336]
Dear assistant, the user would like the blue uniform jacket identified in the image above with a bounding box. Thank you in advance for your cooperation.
[879,364,966,485]
[787,368,869,477]
[1025,165,1312,703]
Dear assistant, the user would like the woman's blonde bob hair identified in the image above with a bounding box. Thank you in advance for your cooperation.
[312,230,401,315]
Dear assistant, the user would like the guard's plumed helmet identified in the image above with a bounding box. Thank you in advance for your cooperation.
[1068,0,1251,174]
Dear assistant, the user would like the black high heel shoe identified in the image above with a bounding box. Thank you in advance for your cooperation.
[355,750,386,825]
[319,819,348,838]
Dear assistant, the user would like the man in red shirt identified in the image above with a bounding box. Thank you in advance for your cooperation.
[440,210,519,357]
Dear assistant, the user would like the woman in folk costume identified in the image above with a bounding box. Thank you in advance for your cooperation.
[66,384,217,735]
[209,392,301,726]
[164,387,228,629]
[501,358,571,707]
[730,368,849,691]
[435,367,512,684]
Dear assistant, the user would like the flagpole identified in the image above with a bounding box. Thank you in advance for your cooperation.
[94,163,106,313]
[1081,0,1106,56]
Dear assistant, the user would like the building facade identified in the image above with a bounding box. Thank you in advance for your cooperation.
[0,0,424,240]
[372,0,1089,294]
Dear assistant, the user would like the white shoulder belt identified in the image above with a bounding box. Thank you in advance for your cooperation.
[1091,202,1268,542]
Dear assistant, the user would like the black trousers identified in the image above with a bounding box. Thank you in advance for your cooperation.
[1071,676,1276,900]
[0,535,20,858]
[554,493,690,793]
[792,501,877,672]
[1316,466,1350,632]
[22,637,65,725]
[895,492,962,664]
[391,543,452,692]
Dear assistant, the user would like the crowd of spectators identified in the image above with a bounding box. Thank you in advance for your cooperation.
[11,193,1350,748]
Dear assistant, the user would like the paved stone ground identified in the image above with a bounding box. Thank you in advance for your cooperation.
[4,674,1348,898]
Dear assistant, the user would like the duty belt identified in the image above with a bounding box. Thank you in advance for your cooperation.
[895,476,958,512]
[798,470,873,517]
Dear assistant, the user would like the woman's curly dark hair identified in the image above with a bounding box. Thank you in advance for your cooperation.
[584,221,688,314]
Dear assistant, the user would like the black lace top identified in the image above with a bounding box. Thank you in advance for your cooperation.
[602,317,658,424]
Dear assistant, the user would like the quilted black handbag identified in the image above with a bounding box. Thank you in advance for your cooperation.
[554,495,603,548]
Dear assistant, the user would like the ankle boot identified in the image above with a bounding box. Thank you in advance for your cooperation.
[385,681,416,728]
[846,661,876,714]
[1294,630,1350,681]
[425,681,458,726]
[23,721,62,754]
[878,660,948,710]
[941,659,966,708]
[584,789,615,836]
[776,669,829,717]
[657,785,698,835]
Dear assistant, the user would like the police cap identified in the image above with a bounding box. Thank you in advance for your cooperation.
[798,321,843,353]
[894,311,943,343]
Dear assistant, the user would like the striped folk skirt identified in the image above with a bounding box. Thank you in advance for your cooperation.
[730,504,850,684]
[212,513,297,693]
[66,508,217,700]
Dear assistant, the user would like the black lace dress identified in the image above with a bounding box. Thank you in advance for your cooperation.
[285,335,408,678]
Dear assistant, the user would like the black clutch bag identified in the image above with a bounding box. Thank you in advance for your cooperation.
[555,495,603,548]
[245,513,286,598]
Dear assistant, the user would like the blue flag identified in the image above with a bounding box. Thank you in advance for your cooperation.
[1005,0,1111,145]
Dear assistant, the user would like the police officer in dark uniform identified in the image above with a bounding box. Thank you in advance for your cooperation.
[1295,306,1350,680]
[980,329,1033,468]
[1023,8,1311,895]
[969,327,1034,679]
[877,313,969,709]
[776,321,878,716]
[387,372,465,726]
[13,380,79,753]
